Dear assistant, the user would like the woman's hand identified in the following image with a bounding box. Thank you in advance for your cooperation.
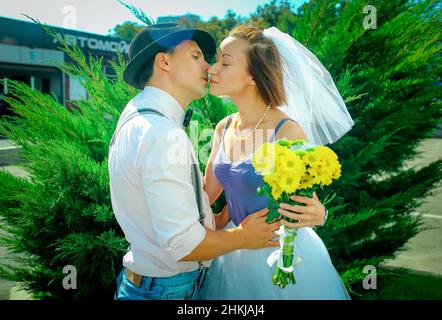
[215,205,231,230]
[277,192,326,228]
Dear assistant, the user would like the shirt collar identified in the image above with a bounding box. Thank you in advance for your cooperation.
[133,86,185,127]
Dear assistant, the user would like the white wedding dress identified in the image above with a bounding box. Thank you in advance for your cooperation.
[200,117,351,300]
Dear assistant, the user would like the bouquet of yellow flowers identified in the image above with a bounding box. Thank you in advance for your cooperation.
[252,139,342,288]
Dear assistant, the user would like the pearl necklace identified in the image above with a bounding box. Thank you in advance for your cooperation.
[233,105,271,140]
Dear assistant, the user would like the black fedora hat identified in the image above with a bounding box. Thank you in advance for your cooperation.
[123,23,217,89]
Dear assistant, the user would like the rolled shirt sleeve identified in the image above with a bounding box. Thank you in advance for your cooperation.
[137,120,206,261]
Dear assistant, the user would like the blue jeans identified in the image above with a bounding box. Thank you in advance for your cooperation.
[114,267,208,300]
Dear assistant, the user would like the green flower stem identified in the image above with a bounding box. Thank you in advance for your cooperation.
[272,222,298,288]
[266,189,318,288]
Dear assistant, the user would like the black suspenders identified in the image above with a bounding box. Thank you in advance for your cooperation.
[109,108,206,226]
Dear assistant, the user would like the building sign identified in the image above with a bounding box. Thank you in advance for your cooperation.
[53,33,129,55]
[0,17,129,58]
[0,17,129,111]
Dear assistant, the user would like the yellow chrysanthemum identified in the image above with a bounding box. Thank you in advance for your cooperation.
[333,164,342,179]
[263,173,277,186]
[253,140,342,199]
[279,174,300,194]
[304,150,319,165]
[271,184,283,200]
[302,146,341,186]
[264,150,305,195]
[299,173,315,189]
[252,143,276,175]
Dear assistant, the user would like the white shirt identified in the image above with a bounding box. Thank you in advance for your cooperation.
[108,86,215,277]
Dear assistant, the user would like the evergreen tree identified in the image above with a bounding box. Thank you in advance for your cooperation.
[248,0,294,29]
[108,21,144,41]
[0,0,440,299]
[195,10,246,45]
[273,0,442,295]
[0,25,132,298]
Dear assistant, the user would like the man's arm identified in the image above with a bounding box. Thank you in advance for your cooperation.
[179,228,243,262]
[138,122,279,263]
[179,207,279,262]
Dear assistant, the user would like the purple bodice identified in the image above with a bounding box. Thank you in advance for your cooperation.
[213,115,293,226]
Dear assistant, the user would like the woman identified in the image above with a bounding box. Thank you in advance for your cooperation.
[201,26,354,300]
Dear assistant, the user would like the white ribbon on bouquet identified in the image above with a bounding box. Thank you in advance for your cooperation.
[266,224,302,273]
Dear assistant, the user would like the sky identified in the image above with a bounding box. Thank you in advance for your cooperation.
[0,0,306,36]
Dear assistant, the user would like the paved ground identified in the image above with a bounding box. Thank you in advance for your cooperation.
[381,138,442,275]
[0,164,31,300]
[0,228,31,300]
[0,139,21,166]
[0,138,441,299]
[0,242,16,300]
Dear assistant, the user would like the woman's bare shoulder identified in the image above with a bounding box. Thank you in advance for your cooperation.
[277,120,307,140]
[215,113,237,134]
[273,110,307,141]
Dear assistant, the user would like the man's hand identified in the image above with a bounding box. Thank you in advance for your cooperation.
[179,207,280,262]
[237,208,281,249]
[277,192,326,228]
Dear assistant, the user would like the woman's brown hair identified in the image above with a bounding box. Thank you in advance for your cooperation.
[229,25,287,107]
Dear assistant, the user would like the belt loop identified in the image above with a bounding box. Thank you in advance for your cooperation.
[144,276,153,291]
[197,267,208,288]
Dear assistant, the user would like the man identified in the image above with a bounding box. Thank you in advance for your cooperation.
[109,23,281,300]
